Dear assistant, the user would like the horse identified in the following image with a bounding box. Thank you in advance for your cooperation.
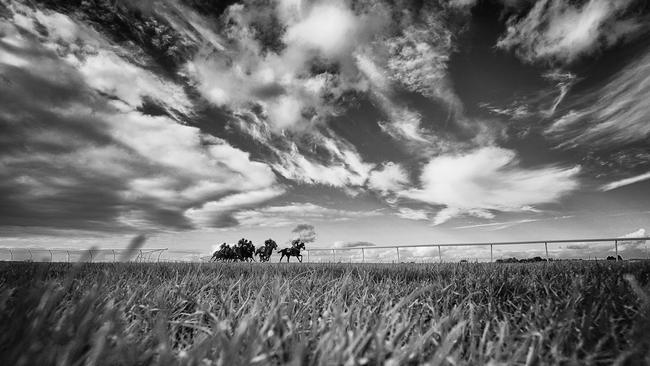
[212,239,255,262]
[278,240,306,263]
[234,238,255,262]
[256,239,277,262]
[212,243,236,262]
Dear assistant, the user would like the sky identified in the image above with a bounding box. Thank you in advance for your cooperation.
[0,0,649,260]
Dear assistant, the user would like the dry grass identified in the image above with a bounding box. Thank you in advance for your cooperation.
[1,261,649,365]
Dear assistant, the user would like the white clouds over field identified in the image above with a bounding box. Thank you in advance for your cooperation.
[2,0,648,244]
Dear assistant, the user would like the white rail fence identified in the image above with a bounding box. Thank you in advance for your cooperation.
[304,237,650,263]
[0,248,168,262]
[2,237,648,263]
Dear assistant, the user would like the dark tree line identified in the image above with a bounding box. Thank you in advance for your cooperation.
[496,255,624,263]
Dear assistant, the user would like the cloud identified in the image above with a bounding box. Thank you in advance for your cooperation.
[270,138,375,189]
[396,208,430,221]
[232,203,379,228]
[542,70,577,116]
[402,147,581,224]
[481,102,532,121]
[497,0,645,64]
[480,69,577,125]
[183,187,285,228]
[292,223,316,243]
[449,0,478,9]
[550,229,647,259]
[283,3,362,58]
[619,228,647,248]
[353,21,467,155]
[0,10,282,232]
[566,244,589,250]
[183,0,468,172]
[600,172,650,191]
[184,0,387,130]
[453,218,539,230]
[333,241,376,248]
[545,49,650,147]
[3,0,602,238]
[384,14,457,106]
[367,162,409,195]
[73,50,191,115]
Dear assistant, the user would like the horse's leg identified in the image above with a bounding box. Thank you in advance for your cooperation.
[279,253,284,262]
[298,254,302,263]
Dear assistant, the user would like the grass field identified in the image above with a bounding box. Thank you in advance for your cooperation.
[1,261,649,365]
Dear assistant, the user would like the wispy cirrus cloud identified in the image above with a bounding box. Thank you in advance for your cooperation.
[497,0,646,64]
[453,215,573,231]
[600,172,650,191]
[453,219,539,230]
[228,203,381,228]
[546,49,650,148]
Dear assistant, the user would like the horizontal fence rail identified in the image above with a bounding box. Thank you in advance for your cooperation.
[2,237,649,263]
[0,248,168,262]
[305,237,650,263]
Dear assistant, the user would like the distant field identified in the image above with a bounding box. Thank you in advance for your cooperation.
[1,261,649,365]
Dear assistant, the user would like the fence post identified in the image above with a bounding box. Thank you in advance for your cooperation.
[490,244,493,262]
[438,245,442,263]
[544,242,549,260]
[28,249,33,261]
[9,249,13,261]
[362,248,365,263]
[49,250,53,262]
[66,250,70,263]
[615,240,618,261]
[331,249,335,263]
[113,249,116,262]
[307,250,310,263]
[396,247,400,263]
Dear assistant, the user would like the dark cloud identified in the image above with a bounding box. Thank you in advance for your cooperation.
[334,241,376,248]
[0,12,282,233]
[292,223,316,243]
[0,39,133,231]
[30,0,197,76]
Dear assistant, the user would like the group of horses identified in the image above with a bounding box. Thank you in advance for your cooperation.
[211,238,306,263]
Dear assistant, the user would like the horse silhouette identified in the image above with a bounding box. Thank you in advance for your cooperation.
[278,239,306,263]
[211,238,256,262]
[234,238,255,262]
[256,239,277,262]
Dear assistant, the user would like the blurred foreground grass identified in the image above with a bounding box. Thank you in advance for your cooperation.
[1,261,649,365]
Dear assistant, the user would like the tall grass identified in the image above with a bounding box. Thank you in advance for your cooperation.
[1,261,649,365]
